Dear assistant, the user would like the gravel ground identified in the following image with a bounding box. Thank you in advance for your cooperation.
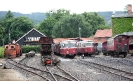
[4,53,133,81]
[0,58,30,81]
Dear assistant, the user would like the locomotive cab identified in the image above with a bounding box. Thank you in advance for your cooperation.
[4,44,22,58]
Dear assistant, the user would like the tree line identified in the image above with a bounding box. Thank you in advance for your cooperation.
[0,9,110,46]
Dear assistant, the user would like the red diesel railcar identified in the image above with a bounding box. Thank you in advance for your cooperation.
[77,40,95,56]
[54,40,77,58]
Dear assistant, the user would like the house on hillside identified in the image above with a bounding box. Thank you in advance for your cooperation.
[15,28,46,45]
[94,29,112,51]
[112,4,133,35]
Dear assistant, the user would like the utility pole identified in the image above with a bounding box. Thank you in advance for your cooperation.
[79,27,81,41]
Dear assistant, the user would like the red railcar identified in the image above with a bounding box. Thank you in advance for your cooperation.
[54,40,77,58]
[4,44,22,58]
[77,40,95,56]
[106,34,129,57]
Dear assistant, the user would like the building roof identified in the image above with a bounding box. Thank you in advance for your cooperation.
[94,29,112,38]
[81,37,94,41]
[112,14,133,18]
[53,38,70,43]
[122,32,133,36]
[15,28,45,43]
[53,37,94,43]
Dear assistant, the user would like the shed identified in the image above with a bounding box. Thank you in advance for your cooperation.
[15,28,46,45]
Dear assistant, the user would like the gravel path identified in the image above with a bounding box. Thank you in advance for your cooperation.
[3,53,133,81]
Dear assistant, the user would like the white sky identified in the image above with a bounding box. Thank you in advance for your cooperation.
[0,0,132,14]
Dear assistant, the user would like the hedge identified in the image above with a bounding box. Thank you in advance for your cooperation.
[22,45,40,53]
[0,47,4,58]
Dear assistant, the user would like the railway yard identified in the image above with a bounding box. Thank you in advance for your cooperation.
[0,53,133,81]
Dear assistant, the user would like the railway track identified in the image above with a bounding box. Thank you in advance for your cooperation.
[78,59,133,80]
[6,59,51,81]
[46,65,80,81]
[6,57,80,81]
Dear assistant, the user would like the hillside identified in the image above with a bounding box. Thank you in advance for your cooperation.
[0,11,125,25]
[0,11,46,25]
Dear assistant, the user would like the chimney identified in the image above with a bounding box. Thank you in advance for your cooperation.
[127,4,132,15]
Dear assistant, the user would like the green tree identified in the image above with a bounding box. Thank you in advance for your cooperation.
[52,14,92,38]
[39,17,56,36]
[38,9,70,36]
[0,10,14,44]
[5,10,14,19]
[0,25,4,38]
[82,12,106,34]
[46,9,70,20]
[10,17,33,41]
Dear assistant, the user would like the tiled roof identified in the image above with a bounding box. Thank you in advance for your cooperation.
[53,37,94,43]
[94,29,112,37]
[81,37,94,41]
[53,38,70,43]
[94,38,107,43]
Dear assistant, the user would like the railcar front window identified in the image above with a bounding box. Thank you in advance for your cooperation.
[84,43,93,47]
[68,43,76,48]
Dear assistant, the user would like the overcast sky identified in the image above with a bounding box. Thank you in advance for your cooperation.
[0,0,132,14]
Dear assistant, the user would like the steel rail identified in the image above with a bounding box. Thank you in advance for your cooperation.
[7,59,51,81]
[56,65,80,81]
[80,59,133,80]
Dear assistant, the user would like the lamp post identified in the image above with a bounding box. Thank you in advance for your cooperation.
[79,27,81,41]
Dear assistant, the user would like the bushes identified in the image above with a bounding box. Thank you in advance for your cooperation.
[0,47,4,58]
[22,45,40,53]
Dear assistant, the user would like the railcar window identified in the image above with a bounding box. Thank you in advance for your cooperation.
[84,43,93,47]
[68,43,76,48]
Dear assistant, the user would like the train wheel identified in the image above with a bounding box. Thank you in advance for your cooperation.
[116,53,119,57]
[88,54,92,57]
[62,54,66,58]
[123,52,127,58]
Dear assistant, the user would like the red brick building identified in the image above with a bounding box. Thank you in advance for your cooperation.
[94,29,112,43]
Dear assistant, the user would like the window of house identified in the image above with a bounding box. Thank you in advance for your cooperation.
[106,37,109,40]
[98,37,101,41]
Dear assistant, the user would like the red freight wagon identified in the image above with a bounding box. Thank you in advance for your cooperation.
[107,34,129,57]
